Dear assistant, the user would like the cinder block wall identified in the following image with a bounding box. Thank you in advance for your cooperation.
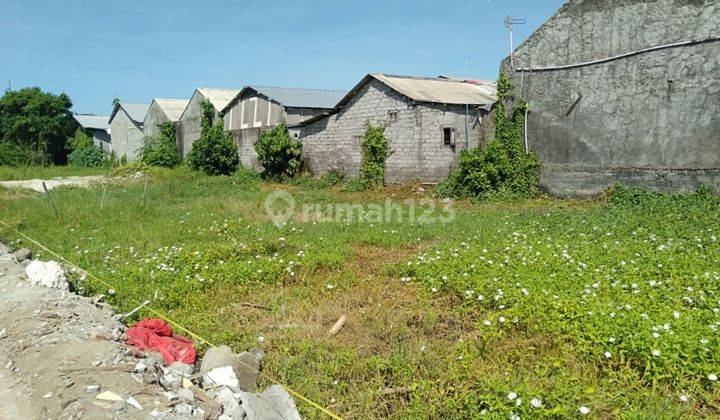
[143,103,170,138]
[301,79,492,184]
[504,0,720,196]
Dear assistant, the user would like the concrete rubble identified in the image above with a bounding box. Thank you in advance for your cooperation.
[0,242,302,419]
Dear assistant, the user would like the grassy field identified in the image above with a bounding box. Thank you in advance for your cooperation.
[0,166,718,418]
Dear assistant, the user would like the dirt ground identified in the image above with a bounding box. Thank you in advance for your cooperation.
[0,175,105,193]
[0,245,165,419]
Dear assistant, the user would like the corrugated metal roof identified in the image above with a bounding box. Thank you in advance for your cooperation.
[108,102,150,125]
[249,86,347,109]
[197,88,242,112]
[73,114,109,130]
[370,74,497,106]
[153,98,189,122]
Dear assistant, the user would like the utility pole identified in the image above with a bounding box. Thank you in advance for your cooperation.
[505,16,526,69]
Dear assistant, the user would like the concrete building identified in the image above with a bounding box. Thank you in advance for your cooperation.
[298,74,497,184]
[143,99,189,137]
[177,88,240,157]
[221,86,346,168]
[73,114,111,153]
[108,102,150,162]
[503,0,720,196]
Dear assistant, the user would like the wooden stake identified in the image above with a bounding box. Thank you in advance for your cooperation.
[42,182,60,220]
[328,314,347,336]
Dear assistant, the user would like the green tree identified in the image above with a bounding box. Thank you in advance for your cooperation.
[0,87,77,165]
[187,101,239,175]
[437,73,540,199]
[140,122,181,168]
[254,123,302,179]
[66,127,93,152]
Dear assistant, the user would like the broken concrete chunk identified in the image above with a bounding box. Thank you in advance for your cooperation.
[58,401,85,420]
[178,387,194,402]
[126,396,143,410]
[174,402,194,417]
[134,361,147,373]
[25,260,69,290]
[14,248,32,262]
[168,361,193,377]
[238,385,301,420]
[200,345,261,391]
[215,387,244,420]
[204,366,239,389]
[86,385,100,393]
[0,242,11,255]
[96,391,124,402]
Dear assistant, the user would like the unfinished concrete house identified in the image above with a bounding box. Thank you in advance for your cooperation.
[177,88,240,157]
[298,74,497,183]
[503,0,720,196]
[73,114,111,153]
[143,99,190,137]
[108,102,150,161]
[221,86,346,168]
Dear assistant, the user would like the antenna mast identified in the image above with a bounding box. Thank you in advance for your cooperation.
[505,16,527,69]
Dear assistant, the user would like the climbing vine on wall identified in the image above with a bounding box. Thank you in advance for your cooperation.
[437,73,540,199]
[358,123,390,189]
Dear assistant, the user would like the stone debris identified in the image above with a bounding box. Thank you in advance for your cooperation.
[96,391,124,402]
[0,243,303,420]
[13,248,32,262]
[205,365,240,389]
[25,260,69,290]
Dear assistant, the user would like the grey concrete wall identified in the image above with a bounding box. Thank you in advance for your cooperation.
[300,79,492,184]
[143,102,170,138]
[177,91,220,158]
[108,109,143,162]
[504,0,720,196]
[90,129,112,154]
[223,91,333,168]
[229,129,262,169]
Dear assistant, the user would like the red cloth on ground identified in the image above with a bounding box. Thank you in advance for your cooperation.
[126,318,196,365]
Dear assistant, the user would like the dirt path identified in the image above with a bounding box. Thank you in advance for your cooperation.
[0,245,164,419]
[0,176,105,192]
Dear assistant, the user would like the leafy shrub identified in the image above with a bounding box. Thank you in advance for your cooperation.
[187,102,239,176]
[254,123,302,179]
[355,124,389,190]
[437,74,540,199]
[140,123,181,168]
[0,142,26,166]
[68,146,104,167]
[289,171,345,189]
[66,128,93,152]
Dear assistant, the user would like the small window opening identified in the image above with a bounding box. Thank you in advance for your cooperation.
[443,127,454,146]
[388,110,398,122]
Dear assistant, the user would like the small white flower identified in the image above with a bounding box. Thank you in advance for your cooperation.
[652,349,661,357]
[477,294,484,301]
[608,337,616,343]
[530,398,542,408]
[431,287,438,293]
[604,351,612,359]
[579,405,590,415]
[498,316,506,323]
[673,311,680,319]
[483,320,492,326]
[708,373,718,382]
[258,336,265,343]
[515,398,522,407]
[507,391,517,400]
[679,394,688,403]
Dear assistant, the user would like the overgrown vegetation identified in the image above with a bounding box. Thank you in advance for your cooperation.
[254,123,302,179]
[1,169,716,418]
[66,128,104,168]
[346,124,389,191]
[0,87,77,165]
[140,122,182,168]
[187,101,239,175]
[438,74,541,199]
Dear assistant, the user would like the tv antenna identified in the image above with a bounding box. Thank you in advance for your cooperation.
[505,16,526,69]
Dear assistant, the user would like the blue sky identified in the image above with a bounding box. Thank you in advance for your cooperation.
[0,0,565,115]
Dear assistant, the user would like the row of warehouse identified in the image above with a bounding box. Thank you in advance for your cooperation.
[75,74,497,184]
[75,0,720,195]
